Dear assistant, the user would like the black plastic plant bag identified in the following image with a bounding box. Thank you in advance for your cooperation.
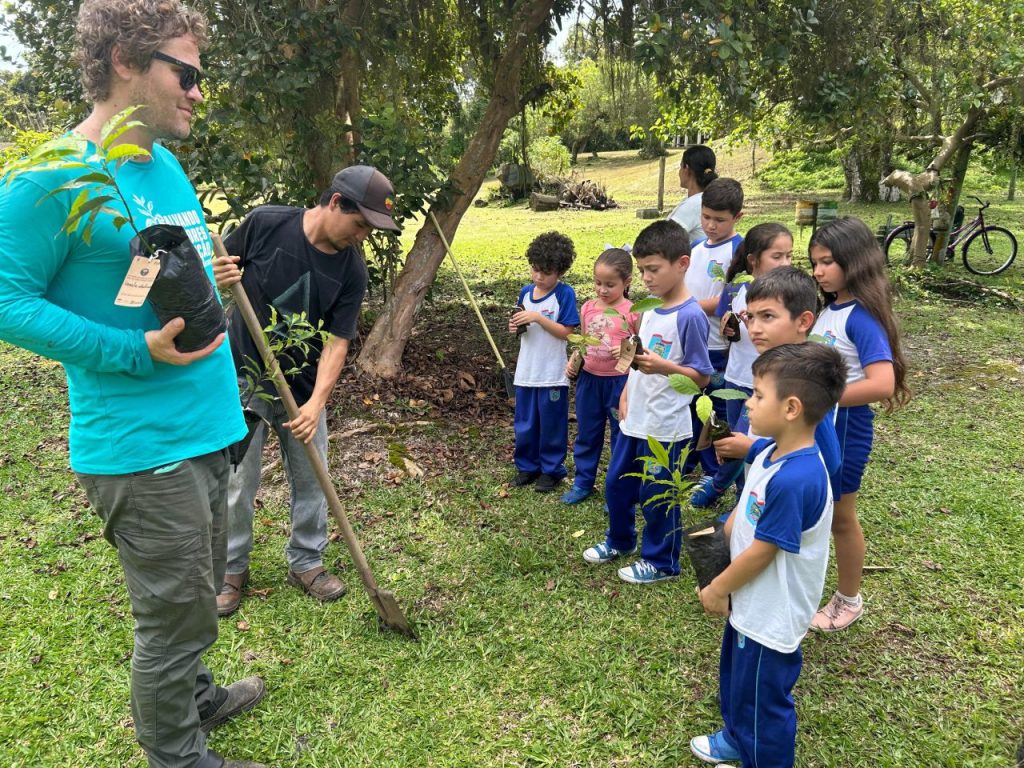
[228,407,265,469]
[683,517,731,589]
[131,224,226,352]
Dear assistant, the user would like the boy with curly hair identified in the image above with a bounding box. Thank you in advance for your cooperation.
[508,231,580,492]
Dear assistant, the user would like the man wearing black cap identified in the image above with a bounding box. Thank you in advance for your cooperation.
[212,165,399,615]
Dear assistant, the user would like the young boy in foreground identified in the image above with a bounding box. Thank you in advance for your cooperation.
[582,220,713,584]
[690,342,847,767]
[712,266,842,498]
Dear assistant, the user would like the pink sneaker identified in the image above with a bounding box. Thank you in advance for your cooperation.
[810,592,863,632]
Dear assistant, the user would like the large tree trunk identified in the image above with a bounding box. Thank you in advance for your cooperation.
[842,144,886,203]
[357,0,557,378]
[932,139,974,261]
[841,147,862,203]
[336,0,364,164]
[883,106,983,267]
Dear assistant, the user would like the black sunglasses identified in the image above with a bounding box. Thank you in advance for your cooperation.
[150,51,205,93]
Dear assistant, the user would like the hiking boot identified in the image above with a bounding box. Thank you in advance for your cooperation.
[287,566,346,602]
[512,470,540,487]
[534,473,561,493]
[216,570,248,617]
[810,591,864,632]
[200,676,266,733]
[207,750,269,768]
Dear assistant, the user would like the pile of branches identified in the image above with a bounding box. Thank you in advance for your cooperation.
[551,178,617,210]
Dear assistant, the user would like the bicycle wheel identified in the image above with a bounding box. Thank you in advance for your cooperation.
[883,224,914,265]
[962,226,1017,276]
[884,224,934,266]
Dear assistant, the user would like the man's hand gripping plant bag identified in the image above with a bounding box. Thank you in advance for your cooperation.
[134,224,226,352]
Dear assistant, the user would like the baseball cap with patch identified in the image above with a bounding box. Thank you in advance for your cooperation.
[330,165,400,233]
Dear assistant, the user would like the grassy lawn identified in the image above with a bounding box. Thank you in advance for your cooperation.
[1,148,1023,766]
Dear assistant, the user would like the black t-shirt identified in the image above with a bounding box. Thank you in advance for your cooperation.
[224,205,367,406]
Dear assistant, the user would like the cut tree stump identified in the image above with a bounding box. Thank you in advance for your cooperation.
[636,208,661,219]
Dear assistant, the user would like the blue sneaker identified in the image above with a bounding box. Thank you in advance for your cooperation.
[690,475,725,509]
[690,728,741,764]
[582,541,636,564]
[560,485,592,504]
[617,558,676,584]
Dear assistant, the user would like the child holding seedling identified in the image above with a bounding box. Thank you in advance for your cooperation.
[806,217,909,632]
[508,232,580,493]
[691,342,847,768]
[582,220,713,584]
[691,222,794,508]
[561,248,638,505]
[684,178,745,478]
[714,266,842,499]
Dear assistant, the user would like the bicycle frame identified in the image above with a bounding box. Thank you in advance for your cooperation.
[945,208,985,254]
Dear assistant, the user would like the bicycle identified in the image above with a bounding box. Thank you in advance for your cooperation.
[882,195,1017,276]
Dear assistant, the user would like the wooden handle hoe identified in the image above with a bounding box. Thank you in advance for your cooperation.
[211,233,415,638]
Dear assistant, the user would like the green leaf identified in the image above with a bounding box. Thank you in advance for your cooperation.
[732,274,754,284]
[710,263,727,281]
[102,119,146,151]
[106,143,151,163]
[696,394,713,424]
[36,172,114,204]
[668,373,701,396]
[69,193,115,220]
[646,435,671,470]
[100,105,145,148]
[713,388,750,401]
[629,297,664,314]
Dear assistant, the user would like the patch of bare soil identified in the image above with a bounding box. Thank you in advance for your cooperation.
[258,304,519,494]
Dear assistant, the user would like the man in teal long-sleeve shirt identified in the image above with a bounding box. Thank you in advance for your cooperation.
[0,2,267,766]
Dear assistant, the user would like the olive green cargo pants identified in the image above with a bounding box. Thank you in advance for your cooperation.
[78,449,230,768]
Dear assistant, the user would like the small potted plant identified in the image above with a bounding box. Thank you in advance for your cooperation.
[602,296,662,371]
[2,106,224,352]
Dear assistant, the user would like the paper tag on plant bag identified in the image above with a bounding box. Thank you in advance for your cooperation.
[615,336,637,373]
[114,255,161,307]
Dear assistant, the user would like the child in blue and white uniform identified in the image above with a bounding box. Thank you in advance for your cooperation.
[582,220,713,584]
[807,217,910,633]
[691,222,794,508]
[684,178,744,476]
[691,342,848,768]
[509,232,580,493]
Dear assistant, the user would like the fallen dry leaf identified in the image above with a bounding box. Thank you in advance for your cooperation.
[571,529,585,538]
[236,621,250,631]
